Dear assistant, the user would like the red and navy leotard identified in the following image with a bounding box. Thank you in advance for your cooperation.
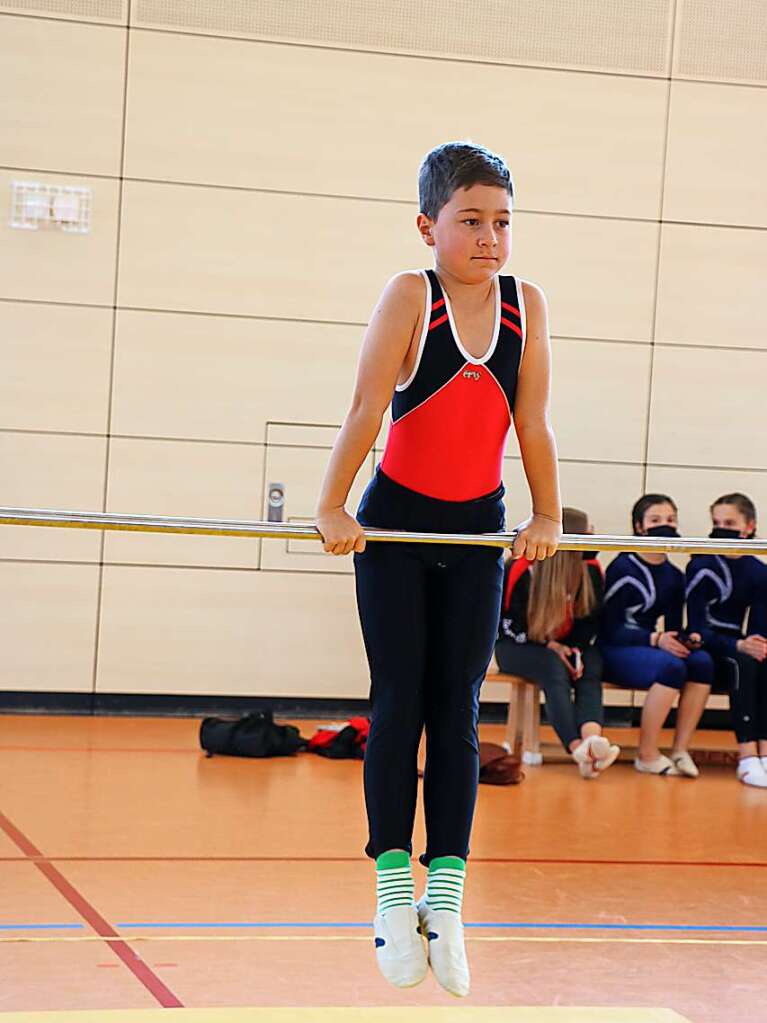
[380,268,526,501]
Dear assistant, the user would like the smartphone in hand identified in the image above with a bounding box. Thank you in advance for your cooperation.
[677,629,702,651]
[567,648,583,673]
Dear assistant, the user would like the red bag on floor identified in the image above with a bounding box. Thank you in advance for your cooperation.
[307,717,370,759]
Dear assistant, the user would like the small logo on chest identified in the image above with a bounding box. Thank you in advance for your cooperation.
[463,370,481,381]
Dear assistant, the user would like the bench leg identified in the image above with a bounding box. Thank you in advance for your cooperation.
[522,683,543,766]
[504,683,525,758]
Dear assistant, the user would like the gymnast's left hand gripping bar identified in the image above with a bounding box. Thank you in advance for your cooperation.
[3,507,767,557]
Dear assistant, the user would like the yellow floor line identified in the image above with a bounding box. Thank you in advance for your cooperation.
[0,1006,694,1023]
[1,933,765,947]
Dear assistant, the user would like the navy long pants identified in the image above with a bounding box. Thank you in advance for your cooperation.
[713,652,767,743]
[353,468,504,867]
[600,646,714,690]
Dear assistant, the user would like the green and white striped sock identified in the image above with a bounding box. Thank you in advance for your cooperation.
[425,855,466,914]
[375,850,415,916]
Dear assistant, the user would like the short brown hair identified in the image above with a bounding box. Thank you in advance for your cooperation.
[418,141,513,221]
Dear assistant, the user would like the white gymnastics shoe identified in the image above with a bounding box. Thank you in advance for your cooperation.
[737,757,767,789]
[373,904,428,988]
[572,734,620,779]
[634,754,681,775]
[416,895,470,997]
[670,750,699,777]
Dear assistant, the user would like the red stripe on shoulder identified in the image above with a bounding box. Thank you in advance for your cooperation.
[429,312,449,331]
[501,302,520,316]
[431,298,445,312]
[500,317,523,338]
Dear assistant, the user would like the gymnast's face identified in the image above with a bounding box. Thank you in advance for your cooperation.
[417,183,512,281]
[712,503,754,539]
[638,502,678,536]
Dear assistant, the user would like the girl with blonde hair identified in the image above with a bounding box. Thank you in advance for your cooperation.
[495,507,619,777]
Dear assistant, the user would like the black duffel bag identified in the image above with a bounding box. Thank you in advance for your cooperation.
[199,710,307,758]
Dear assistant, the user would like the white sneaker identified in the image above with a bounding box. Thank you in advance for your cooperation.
[416,895,470,997]
[736,757,767,789]
[572,735,620,779]
[634,754,680,775]
[373,904,428,988]
[670,751,699,778]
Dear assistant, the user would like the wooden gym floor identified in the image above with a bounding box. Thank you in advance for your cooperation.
[0,714,766,1023]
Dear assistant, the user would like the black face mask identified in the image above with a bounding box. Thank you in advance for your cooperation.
[709,527,742,540]
[581,550,599,561]
[646,525,680,538]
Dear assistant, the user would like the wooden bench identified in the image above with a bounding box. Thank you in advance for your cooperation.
[487,671,542,763]
[485,669,731,764]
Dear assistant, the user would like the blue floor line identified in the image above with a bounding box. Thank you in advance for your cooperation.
[4,920,766,934]
[0,924,84,931]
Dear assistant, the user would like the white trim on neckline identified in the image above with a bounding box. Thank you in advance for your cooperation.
[438,273,501,366]
[516,277,527,357]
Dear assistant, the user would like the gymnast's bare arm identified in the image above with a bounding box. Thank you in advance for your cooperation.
[510,281,562,562]
[315,272,422,556]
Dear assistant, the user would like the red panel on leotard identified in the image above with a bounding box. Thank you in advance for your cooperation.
[381,366,511,501]
[380,269,524,502]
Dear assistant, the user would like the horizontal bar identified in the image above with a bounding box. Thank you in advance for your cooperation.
[1,506,765,556]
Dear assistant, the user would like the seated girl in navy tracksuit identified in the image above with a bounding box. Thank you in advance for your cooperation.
[599,493,714,777]
[495,506,620,778]
[685,492,767,789]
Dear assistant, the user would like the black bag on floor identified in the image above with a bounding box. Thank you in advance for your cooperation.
[199,710,307,758]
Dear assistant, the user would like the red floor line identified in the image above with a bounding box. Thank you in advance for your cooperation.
[0,809,184,1008]
[1,854,765,867]
[0,746,193,754]
[473,857,767,868]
